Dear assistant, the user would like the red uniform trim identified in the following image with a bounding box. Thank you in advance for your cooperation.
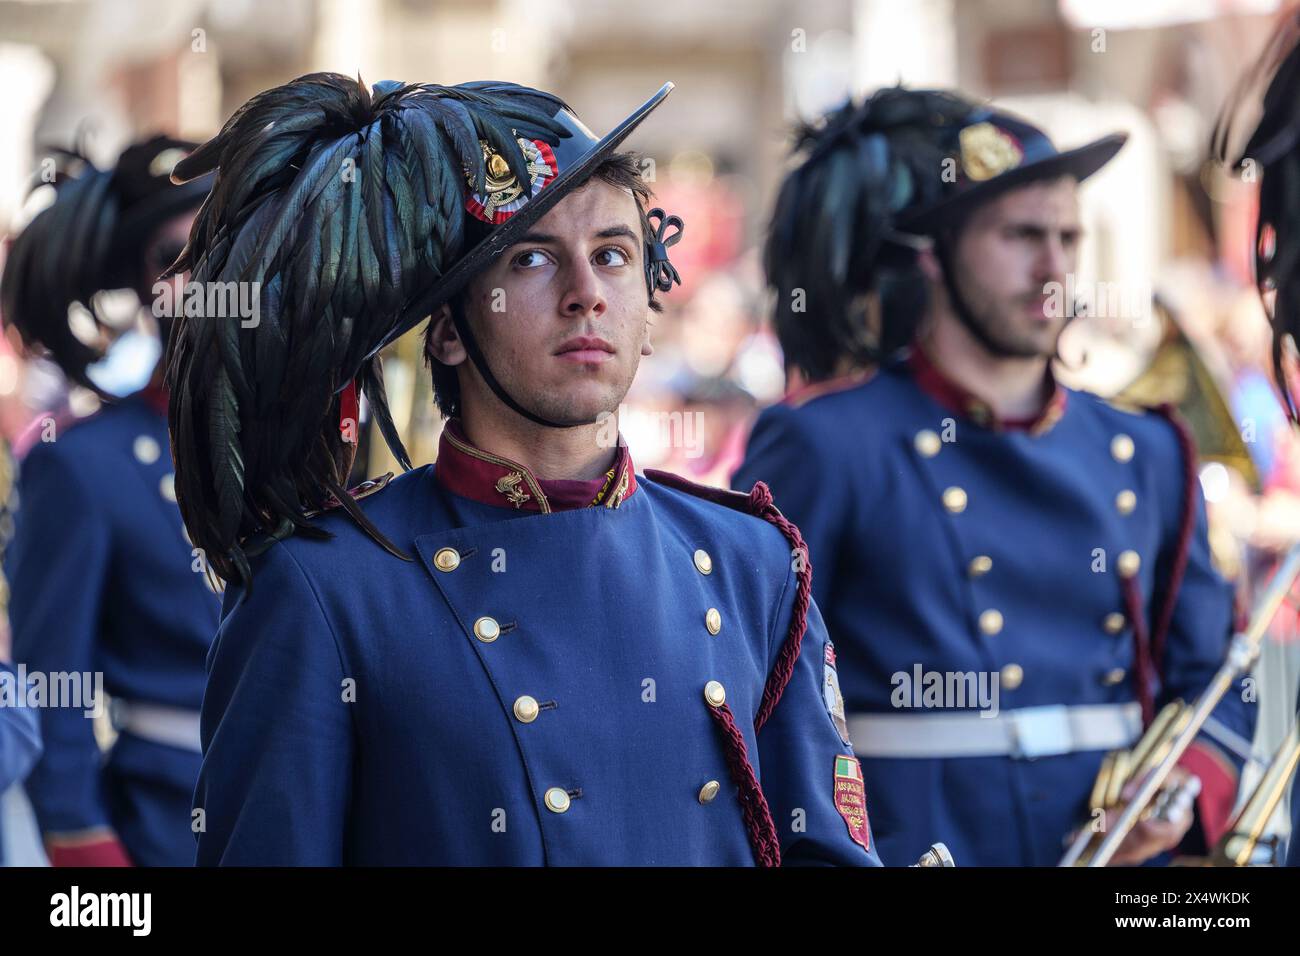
[1148,404,1199,674]
[435,419,637,513]
[1178,740,1239,848]
[45,830,133,867]
[907,345,1068,435]
[782,368,877,409]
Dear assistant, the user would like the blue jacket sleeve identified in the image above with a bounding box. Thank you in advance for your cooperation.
[733,404,850,609]
[0,661,42,791]
[194,542,354,865]
[757,565,881,866]
[6,441,114,839]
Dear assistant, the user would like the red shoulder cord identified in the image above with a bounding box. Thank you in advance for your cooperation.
[644,470,813,867]
[1124,404,1199,728]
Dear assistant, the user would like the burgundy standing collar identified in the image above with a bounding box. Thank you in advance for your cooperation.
[434,419,637,513]
[907,345,1067,436]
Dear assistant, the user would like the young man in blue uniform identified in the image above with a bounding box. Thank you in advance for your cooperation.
[167,73,880,865]
[2,137,220,866]
[734,88,1256,866]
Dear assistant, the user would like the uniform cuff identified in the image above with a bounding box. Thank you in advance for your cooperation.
[1177,740,1238,848]
[45,829,133,867]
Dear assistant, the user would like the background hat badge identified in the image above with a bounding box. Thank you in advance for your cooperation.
[958,122,1023,181]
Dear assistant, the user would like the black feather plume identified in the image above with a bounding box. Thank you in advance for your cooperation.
[165,73,568,588]
[765,87,974,382]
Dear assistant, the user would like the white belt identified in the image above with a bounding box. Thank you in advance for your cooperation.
[848,703,1143,760]
[112,701,203,754]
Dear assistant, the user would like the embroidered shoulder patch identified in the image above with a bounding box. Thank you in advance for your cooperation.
[823,642,851,745]
[834,754,870,852]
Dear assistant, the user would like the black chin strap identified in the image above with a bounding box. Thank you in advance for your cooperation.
[450,298,589,429]
[452,208,684,430]
[934,239,1018,359]
[933,238,1076,359]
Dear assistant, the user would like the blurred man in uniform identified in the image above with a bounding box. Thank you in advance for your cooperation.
[169,73,880,866]
[735,87,1256,866]
[1,136,219,865]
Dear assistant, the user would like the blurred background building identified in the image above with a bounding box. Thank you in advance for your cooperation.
[1,0,1298,862]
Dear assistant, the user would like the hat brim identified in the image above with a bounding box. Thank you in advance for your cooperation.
[373,82,675,359]
[900,132,1127,235]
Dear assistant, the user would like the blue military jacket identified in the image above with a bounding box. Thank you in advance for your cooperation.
[194,423,880,866]
[734,349,1256,866]
[7,388,221,865]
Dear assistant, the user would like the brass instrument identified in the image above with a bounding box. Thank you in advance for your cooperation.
[1210,710,1300,866]
[1059,543,1300,866]
[1113,296,1260,492]
[911,843,956,867]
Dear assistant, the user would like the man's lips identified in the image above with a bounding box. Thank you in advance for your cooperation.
[554,335,615,363]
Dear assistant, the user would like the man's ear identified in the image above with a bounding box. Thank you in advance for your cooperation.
[425,303,468,367]
[640,310,654,357]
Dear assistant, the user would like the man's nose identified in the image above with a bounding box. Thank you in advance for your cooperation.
[560,258,606,317]
[1037,234,1071,281]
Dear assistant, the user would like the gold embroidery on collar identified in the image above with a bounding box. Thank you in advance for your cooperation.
[606,463,631,508]
[590,463,618,507]
[496,472,531,508]
[443,428,551,514]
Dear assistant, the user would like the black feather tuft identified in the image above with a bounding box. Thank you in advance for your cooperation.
[166,73,568,587]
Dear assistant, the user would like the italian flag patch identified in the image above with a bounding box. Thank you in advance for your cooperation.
[834,754,870,852]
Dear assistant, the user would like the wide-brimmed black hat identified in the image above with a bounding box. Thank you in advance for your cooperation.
[765,86,1125,381]
[899,105,1125,234]
[165,73,681,587]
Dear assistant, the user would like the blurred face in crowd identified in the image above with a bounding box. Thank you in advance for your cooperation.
[941,175,1082,359]
[142,210,197,294]
[427,178,654,425]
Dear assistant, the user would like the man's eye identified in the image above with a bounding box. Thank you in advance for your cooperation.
[513,250,550,269]
[594,247,629,267]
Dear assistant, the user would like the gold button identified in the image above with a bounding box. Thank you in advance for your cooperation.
[513,695,539,723]
[704,680,726,708]
[1103,612,1126,635]
[968,402,991,426]
[914,429,942,458]
[1102,668,1127,686]
[1116,489,1136,515]
[1000,663,1024,690]
[433,547,461,572]
[133,435,161,464]
[942,487,968,514]
[1111,434,1135,463]
[1117,550,1141,579]
[159,473,176,502]
[705,607,722,635]
[693,549,713,575]
[968,555,993,577]
[698,780,721,804]
[979,609,1004,636]
[544,788,570,813]
[473,616,501,643]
